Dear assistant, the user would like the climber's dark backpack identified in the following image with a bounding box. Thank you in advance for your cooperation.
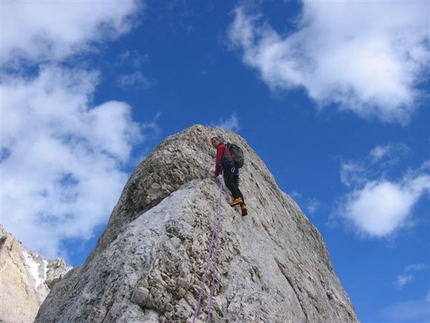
[226,143,244,168]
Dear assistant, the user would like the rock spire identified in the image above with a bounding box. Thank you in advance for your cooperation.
[35,125,358,323]
[0,224,71,323]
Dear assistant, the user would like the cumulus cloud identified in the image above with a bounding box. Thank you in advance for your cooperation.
[2,0,141,64]
[0,65,150,259]
[228,2,429,124]
[341,180,424,237]
[337,146,430,238]
[0,1,148,261]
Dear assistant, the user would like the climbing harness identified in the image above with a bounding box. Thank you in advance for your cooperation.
[192,177,225,323]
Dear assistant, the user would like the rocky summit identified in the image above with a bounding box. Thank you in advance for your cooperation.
[0,225,71,323]
[35,125,359,323]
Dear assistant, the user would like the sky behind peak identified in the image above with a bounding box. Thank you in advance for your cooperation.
[1,1,429,322]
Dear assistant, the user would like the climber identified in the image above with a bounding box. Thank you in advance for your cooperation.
[211,136,247,216]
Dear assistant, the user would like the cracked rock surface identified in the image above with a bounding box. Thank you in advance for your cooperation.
[35,125,359,323]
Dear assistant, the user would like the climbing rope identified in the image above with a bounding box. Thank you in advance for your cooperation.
[192,177,225,323]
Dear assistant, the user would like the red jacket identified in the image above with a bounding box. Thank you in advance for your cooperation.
[214,143,232,177]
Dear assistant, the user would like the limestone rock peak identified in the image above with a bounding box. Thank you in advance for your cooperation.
[0,224,72,323]
[35,125,359,323]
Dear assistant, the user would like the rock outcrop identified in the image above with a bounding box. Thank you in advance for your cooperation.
[0,224,71,323]
[35,125,359,323]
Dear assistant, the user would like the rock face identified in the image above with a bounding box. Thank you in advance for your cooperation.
[35,125,359,323]
[0,224,72,323]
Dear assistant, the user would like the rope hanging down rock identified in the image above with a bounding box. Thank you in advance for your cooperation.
[192,177,225,323]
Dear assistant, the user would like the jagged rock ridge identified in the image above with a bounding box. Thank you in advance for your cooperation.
[35,125,359,323]
[0,224,72,323]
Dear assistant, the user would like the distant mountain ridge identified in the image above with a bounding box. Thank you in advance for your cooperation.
[35,125,359,323]
[0,224,71,323]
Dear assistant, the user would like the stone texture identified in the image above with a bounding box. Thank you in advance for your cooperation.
[0,225,71,323]
[35,125,359,323]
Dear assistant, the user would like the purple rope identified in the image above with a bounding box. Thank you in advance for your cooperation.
[192,177,225,323]
[206,209,222,323]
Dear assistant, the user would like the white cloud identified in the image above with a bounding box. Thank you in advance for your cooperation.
[338,148,430,237]
[306,198,321,215]
[340,161,366,187]
[289,191,302,199]
[228,2,429,124]
[405,264,428,272]
[394,264,428,289]
[216,113,241,132]
[0,1,148,261]
[385,266,430,321]
[0,65,150,259]
[287,192,320,216]
[394,275,414,289]
[369,143,409,164]
[2,0,141,64]
[340,143,410,187]
[341,174,430,237]
[370,145,391,162]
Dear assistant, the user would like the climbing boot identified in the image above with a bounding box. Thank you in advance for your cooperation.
[241,204,248,216]
[230,197,243,207]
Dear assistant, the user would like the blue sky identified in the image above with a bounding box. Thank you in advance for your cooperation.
[1,1,429,322]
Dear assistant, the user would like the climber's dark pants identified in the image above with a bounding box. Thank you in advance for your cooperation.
[222,161,244,204]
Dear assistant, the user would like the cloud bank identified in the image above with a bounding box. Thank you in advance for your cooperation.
[228,1,429,124]
[0,1,146,260]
